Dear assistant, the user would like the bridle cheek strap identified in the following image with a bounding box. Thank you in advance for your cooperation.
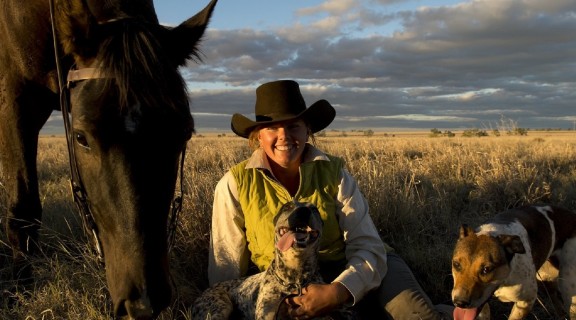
[51,0,186,261]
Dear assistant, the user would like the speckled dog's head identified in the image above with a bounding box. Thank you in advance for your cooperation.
[269,202,356,319]
[192,201,354,320]
[273,202,323,258]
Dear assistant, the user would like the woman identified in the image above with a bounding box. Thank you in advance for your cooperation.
[208,80,452,319]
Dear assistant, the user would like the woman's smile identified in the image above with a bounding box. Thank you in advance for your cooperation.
[275,144,294,151]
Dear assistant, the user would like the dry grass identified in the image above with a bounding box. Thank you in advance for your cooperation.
[2,132,576,319]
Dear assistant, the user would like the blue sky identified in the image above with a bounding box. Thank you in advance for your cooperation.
[43,1,576,133]
[156,1,462,30]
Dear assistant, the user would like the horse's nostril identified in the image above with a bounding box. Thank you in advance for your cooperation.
[124,296,154,320]
[114,299,128,319]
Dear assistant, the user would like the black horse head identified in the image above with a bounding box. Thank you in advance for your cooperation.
[59,1,217,317]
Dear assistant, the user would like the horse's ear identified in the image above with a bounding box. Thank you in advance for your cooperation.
[167,0,218,66]
[56,1,98,57]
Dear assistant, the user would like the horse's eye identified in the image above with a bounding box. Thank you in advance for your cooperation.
[75,132,90,149]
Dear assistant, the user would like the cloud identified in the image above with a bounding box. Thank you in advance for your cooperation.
[184,0,576,130]
[296,0,356,16]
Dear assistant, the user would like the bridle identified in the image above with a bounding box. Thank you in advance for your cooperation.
[48,0,186,262]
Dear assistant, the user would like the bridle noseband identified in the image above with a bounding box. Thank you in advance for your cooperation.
[49,0,186,262]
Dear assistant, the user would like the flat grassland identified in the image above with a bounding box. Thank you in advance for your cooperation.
[1,131,576,319]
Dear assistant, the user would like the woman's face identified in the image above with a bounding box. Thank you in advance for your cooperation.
[258,119,308,170]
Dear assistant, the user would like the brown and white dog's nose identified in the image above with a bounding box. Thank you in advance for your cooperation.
[453,298,471,308]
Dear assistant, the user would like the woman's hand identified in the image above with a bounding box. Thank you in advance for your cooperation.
[286,282,351,319]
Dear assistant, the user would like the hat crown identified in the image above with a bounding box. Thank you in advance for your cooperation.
[254,80,307,122]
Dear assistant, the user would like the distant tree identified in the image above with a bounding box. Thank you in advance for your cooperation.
[364,129,374,137]
[511,128,528,136]
[462,129,488,137]
[316,130,326,137]
[443,130,455,137]
[429,128,442,137]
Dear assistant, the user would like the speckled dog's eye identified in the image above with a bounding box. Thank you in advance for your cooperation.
[278,227,289,236]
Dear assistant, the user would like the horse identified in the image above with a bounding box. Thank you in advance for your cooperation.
[0,0,217,318]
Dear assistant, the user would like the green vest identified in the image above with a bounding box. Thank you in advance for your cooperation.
[230,154,347,271]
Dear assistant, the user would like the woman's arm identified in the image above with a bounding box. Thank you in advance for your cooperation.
[208,171,250,286]
[289,167,388,318]
[333,167,388,304]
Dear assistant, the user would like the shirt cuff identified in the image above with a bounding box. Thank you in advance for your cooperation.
[332,269,367,306]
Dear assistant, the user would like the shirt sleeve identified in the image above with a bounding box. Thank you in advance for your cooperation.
[208,171,250,286]
[332,168,388,304]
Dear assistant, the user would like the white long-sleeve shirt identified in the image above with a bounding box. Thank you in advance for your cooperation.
[208,145,388,303]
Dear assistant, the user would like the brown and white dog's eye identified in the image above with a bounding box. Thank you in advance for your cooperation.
[452,261,462,271]
[480,265,492,275]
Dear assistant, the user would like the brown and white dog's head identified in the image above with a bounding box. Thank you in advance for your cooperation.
[451,224,526,320]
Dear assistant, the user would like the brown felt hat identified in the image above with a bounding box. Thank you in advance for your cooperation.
[231,80,335,138]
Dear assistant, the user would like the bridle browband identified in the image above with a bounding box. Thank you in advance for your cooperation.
[49,0,186,262]
[66,68,108,82]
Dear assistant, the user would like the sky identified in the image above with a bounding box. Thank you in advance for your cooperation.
[43,0,576,133]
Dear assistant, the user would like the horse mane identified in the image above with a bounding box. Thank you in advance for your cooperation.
[97,19,189,112]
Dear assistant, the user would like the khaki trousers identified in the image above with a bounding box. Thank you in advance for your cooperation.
[356,253,453,320]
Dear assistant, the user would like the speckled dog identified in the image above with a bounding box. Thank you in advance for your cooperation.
[192,201,355,320]
[451,205,576,320]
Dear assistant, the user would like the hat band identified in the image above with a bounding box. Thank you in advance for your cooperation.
[256,113,297,122]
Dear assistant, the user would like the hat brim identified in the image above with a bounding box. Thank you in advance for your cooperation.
[231,100,335,138]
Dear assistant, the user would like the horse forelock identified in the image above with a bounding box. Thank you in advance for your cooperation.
[97,19,189,113]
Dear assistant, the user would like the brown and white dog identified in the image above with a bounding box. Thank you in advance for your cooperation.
[451,205,576,320]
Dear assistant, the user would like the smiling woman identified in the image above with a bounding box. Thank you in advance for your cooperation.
[205,80,454,319]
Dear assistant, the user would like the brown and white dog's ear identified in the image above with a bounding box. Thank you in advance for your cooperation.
[458,224,475,239]
[497,234,526,254]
